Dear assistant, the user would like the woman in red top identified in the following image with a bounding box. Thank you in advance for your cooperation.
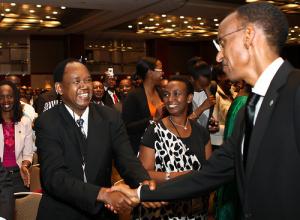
[0,80,34,192]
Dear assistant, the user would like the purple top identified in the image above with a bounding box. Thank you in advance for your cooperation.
[2,122,17,168]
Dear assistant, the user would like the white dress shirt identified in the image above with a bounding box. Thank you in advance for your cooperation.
[65,105,89,137]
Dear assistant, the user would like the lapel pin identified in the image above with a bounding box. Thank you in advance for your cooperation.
[269,100,274,106]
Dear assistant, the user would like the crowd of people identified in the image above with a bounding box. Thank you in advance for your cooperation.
[0,2,299,220]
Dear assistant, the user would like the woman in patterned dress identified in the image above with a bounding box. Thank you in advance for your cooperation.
[138,75,212,220]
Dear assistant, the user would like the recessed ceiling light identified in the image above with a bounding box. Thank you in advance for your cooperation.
[172,24,176,27]
[53,11,58,15]
[61,6,66,9]
[167,19,172,23]
[128,25,133,28]
[213,18,218,22]
[5,9,11,12]
[149,18,154,21]
[1,13,4,16]
[155,23,160,26]
[46,16,51,19]
[11,3,16,6]
[89,45,92,48]
[200,22,204,25]
[215,23,219,26]
[30,10,35,13]
[184,21,188,24]
[294,26,299,29]
[197,17,201,20]
[138,22,143,25]
[291,30,295,32]
[161,14,166,17]
[180,16,184,19]
[40,20,43,23]
[36,4,42,8]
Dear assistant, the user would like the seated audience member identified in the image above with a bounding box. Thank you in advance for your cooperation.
[0,162,14,220]
[0,81,34,193]
[122,57,165,154]
[91,80,105,105]
[33,89,61,115]
[103,70,120,107]
[187,57,216,129]
[34,58,154,219]
[210,65,234,147]
[114,78,132,113]
[138,75,212,219]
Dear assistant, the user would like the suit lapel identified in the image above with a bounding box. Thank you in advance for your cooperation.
[246,61,294,179]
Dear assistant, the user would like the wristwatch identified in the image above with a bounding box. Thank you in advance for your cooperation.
[165,172,171,180]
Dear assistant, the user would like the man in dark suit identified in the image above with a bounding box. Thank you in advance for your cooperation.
[34,59,152,219]
[112,2,300,219]
[0,162,14,220]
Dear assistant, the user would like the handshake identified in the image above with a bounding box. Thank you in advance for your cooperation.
[97,180,165,214]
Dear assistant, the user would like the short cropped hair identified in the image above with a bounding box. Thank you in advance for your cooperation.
[187,57,211,80]
[236,2,289,53]
[53,58,82,83]
[168,75,194,95]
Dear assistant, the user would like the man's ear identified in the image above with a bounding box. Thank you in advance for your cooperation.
[55,82,63,95]
[244,23,255,49]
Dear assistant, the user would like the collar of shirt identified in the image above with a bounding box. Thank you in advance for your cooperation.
[252,57,284,96]
[64,104,89,136]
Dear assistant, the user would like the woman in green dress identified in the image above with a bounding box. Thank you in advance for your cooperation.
[215,81,251,220]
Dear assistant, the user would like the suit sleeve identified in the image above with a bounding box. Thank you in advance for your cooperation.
[35,117,102,214]
[140,115,240,201]
[294,85,300,151]
[110,112,150,187]
[0,162,14,220]
[122,91,151,133]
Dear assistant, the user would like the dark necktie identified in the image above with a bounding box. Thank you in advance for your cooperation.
[243,92,261,168]
[76,118,86,138]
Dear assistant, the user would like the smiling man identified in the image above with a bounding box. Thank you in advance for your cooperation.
[112,2,300,219]
[34,59,152,219]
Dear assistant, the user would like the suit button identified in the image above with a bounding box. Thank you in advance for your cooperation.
[244,213,252,219]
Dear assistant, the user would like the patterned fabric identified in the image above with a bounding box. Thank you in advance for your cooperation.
[76,118,86,138]
[138,121,208,220]
[2,122,17,168]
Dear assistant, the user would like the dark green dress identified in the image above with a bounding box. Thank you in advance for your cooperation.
[215,96,248,220]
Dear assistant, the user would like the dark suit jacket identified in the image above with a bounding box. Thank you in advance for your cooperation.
[122,87,151,154]
[35,103,149,220]
[0,162,14,220]
[141,61,300,220]
[103,90,118,108]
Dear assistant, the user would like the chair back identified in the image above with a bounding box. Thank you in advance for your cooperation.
[14,192,42,220]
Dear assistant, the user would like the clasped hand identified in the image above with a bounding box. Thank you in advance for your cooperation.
[101,180,166,214]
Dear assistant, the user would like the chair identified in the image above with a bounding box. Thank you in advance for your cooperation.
[29,165,41,192]
[14,192,42,220]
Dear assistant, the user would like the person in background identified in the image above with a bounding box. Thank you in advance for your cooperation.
[215,81,250,220]
[91,80,105,105]
[122,57,165,155]
[0,81,34,193]
[118,78,132,102]
[103,70,120,107]
[138,75,212,219]
[210,65,233,147]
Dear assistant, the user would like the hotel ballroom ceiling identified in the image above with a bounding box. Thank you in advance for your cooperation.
[0,0,299,43]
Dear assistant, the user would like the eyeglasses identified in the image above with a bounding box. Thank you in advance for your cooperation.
[213,27,245,52]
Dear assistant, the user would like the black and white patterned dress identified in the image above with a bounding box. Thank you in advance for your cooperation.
[137,120,210,220]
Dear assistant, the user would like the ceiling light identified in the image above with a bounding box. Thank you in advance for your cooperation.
[2,18,17,23]
[180,16,184,19]
[161,14,166,17]
[42,20,61,27]
[200,22,204,25]
[53,11,58,15]
[184,21,188,24]
[46,16,51,19]
[291,30,295,32]
[138,22,143,25]
[187,25,192,28]
[155,23,160,26]
[149,18,154,21]
[197,17,201,20]
[295,26,299,29]
[215,23,219,26]
[36,4,42,8]
[11,3,16,6]
[5,9,11,12]
[61,6,66,9]
[128,25,133,28]
[29,10,35,13]
[1,13,5,16]
[101,45,106,48]
[171,24,176,27]
[167,19,172,23]
[40,20,43,23]
[214,18,218,22]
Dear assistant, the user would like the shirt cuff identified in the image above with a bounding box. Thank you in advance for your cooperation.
[137,184,142,200]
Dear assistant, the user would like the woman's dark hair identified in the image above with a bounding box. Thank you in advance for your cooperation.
[168,75,194,95]
[135,56,158,80]
[0,80,23,123]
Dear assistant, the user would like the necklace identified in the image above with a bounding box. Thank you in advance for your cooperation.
[169,116,189,130]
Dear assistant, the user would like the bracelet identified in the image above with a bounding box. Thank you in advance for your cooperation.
[165,172,171,180]
[113,179,124,186]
